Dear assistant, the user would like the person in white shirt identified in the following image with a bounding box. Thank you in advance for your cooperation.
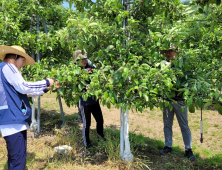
[0,45,59,170]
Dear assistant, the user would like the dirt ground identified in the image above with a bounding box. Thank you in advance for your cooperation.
[40,93,222,156]
[0,93,222,170]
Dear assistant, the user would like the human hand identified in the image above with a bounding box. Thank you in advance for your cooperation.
[55,81,60,89]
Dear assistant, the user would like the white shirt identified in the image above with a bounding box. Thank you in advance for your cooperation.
[0,63,47,137]
[0,124,29,137]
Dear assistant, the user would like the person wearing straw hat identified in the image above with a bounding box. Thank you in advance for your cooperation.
[73,50,105,149]
[0,45,57,170]
[159,44,195,162]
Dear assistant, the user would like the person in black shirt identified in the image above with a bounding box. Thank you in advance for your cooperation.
[73,50,105,149]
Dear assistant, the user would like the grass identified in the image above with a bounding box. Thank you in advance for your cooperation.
[214,124,219,128]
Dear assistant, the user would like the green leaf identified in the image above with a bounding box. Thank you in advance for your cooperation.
[68,76,72,81]
[114,72,121,80]
[184,89,189,96]
[138,106,143,112]
[214,90,220,100]
[164,101,169,107]
[204,102,212,108]
[145,0,149,6]
[178,88,186,92]
[58,88,63,96]
[91,4,96,12]
[109,85,113,90]
[83,93,88,101]
[72,85,77,92]
[107,101,111,109]
[88,23,97,27]
[26,65,30,70]
[181,106,185,112]
[184,62,189,71]
[179,58,183,68]
[102,100,106,106]
[73,77,77,83]
[149,103,154,110]
[218,106,222,115]
[177,32,189,36]
[159,101,163,109]
[106,45,114,52]
[78,84,84,91]
[206,70,214,78]
[48,46,52,51]
[169,103,173,111]
[75,95,80,102]
[111,97,115,104]
[187,98,193,105]
[198,98,203,108]
[150,88,158,94]
[217,82,222,89]
[143,94,148,102]
[198,8,203,13]
[98,50,103,56]
[104,92,108,100]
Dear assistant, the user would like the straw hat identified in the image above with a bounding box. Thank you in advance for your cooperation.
[0,45,35,66]
[73,50,87,62]
[160,44,180,53]
[160,44,180,54]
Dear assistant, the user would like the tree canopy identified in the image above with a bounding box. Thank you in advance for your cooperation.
[0,0,222,114]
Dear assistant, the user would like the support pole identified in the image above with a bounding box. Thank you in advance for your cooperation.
[120,107,124,155]
[120,0,133,162]
[120,108,133,162]
[30,97,37,131]
[30,14,37,131]
[58,97,66,128]
[37,97,41,133]
[43,18,48,34]
[36,14,41,133]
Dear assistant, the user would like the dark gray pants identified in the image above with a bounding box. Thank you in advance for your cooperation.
[163,101,192,150]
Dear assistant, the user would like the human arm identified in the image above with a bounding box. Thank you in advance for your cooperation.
[27,81,60,96]
[2,63,54,94]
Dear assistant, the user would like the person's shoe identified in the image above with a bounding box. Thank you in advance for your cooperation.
[159,146,172,155]
[185,149,195,161]
[86,143,93,150]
